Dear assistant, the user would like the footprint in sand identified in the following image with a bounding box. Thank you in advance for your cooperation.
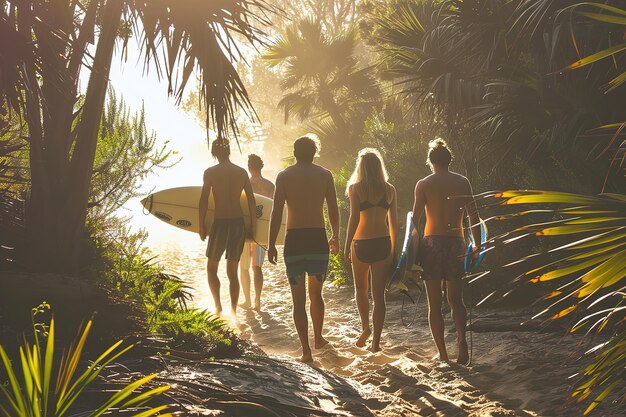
[364,352,396,365]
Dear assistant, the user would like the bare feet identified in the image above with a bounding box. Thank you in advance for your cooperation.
[254,299,261,311]
[314,336,330,349]
[298,350,313,363]
[214,307,223,317]
[432,353,449,362]
[368,344,381,353]
[356,328,371,348]
[457,340,469,365]
[239,301,252,309]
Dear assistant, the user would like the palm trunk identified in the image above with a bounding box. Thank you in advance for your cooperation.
[318,79,349,135]
[27,0,124,274]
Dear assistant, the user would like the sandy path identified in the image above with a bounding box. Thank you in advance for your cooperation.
[156,243,621,416]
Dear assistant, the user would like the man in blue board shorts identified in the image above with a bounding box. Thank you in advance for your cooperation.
[268,136,340,363]
[199,139,256,318]
[240,154,275,311]
[412,138,481,365]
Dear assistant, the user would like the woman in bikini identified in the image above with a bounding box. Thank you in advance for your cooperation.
[344,148,398,352]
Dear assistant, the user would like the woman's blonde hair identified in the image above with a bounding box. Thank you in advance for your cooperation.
[345,148,389,198]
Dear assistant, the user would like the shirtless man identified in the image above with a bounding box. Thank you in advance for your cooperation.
[268,136,340,362]
[412,138,481,365]
[199,139,256,317]
[240,154,275,310]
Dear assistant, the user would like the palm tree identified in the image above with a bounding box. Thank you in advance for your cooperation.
[371,0,624,184]
[263,18,378,139]
[0,0,272,274]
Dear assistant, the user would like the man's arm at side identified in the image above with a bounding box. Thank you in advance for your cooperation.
[411,180,426,265]
[243,173,257,238]
[268,173,286,264]
[325,170,340,254]
[198,170,211,241]
[412,180,426,229]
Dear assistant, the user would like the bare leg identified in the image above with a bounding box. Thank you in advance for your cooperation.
[369,252,393,352]
[253,266,263,311]
[239,245,251,308]
[308,275,329,349]
[352,245,371,347]
[290,279,312,362]
[226,260,240,316]
[206,259,222,315]
[424,279,448,361]
[446,279,468,364]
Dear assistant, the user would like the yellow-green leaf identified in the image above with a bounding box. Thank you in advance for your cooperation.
[564,42,626,71]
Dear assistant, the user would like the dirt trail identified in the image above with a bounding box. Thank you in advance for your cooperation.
[157,243,618,416]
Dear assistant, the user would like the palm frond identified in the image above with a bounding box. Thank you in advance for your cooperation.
[478,190,626,414]
[130,0,274,138]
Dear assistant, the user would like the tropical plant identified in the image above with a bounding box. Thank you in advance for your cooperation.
[89,89,177,221]
[368,0,624,185]
[0,0,272,274]
[475,190,625,415]
[263,18,379,139]
[95,224,232,348]
[555,1,626,190]
[0,303,171,417]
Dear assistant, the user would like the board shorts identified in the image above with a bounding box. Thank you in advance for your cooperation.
[419,235,465,281]
[206,218,246,261]
[240,242,266,268]
[354,236,392,264]
[284,228,329,285]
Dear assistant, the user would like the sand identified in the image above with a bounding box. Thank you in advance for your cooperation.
[153,243,623,416]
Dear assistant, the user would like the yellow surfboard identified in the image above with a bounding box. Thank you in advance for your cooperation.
[140,186,287,246]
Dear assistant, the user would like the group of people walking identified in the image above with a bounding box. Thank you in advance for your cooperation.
[199,136,480,364]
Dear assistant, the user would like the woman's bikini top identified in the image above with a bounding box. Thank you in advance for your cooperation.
[359,195,391,211]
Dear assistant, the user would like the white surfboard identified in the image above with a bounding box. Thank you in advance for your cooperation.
[140,186,286,246]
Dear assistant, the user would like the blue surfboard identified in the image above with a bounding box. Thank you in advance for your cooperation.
[464,218,488,272]
[387,211,420,293]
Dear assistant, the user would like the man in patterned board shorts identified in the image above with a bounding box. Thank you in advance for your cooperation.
[412,138,481,365]
[268,136,340,363]
[199,139,256,317]
[239,154,275,311]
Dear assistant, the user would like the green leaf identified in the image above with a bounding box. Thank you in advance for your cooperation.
[57,342,133,416]
[537,225,615,236]
[91,373,160,417]
[607,70,626,92]
[583,380,621,415]
[576,254,626,297]
[120,385,170,408]
[43,319,54,416]
[565,217,625,225]
[562,42,626,71]
[576,11,626,25]
[532,253,613,282]
[497,191,601,205]
[130,405,172,417]
[0,345,27,415]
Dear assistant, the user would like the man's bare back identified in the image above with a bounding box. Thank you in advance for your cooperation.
[412,138,479,365]
[199,140,256,317]
[278,163,334,229]
[417,171,473,237]
[267,135,340,363]
[203,162,249,219]
[251,176,275,199]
